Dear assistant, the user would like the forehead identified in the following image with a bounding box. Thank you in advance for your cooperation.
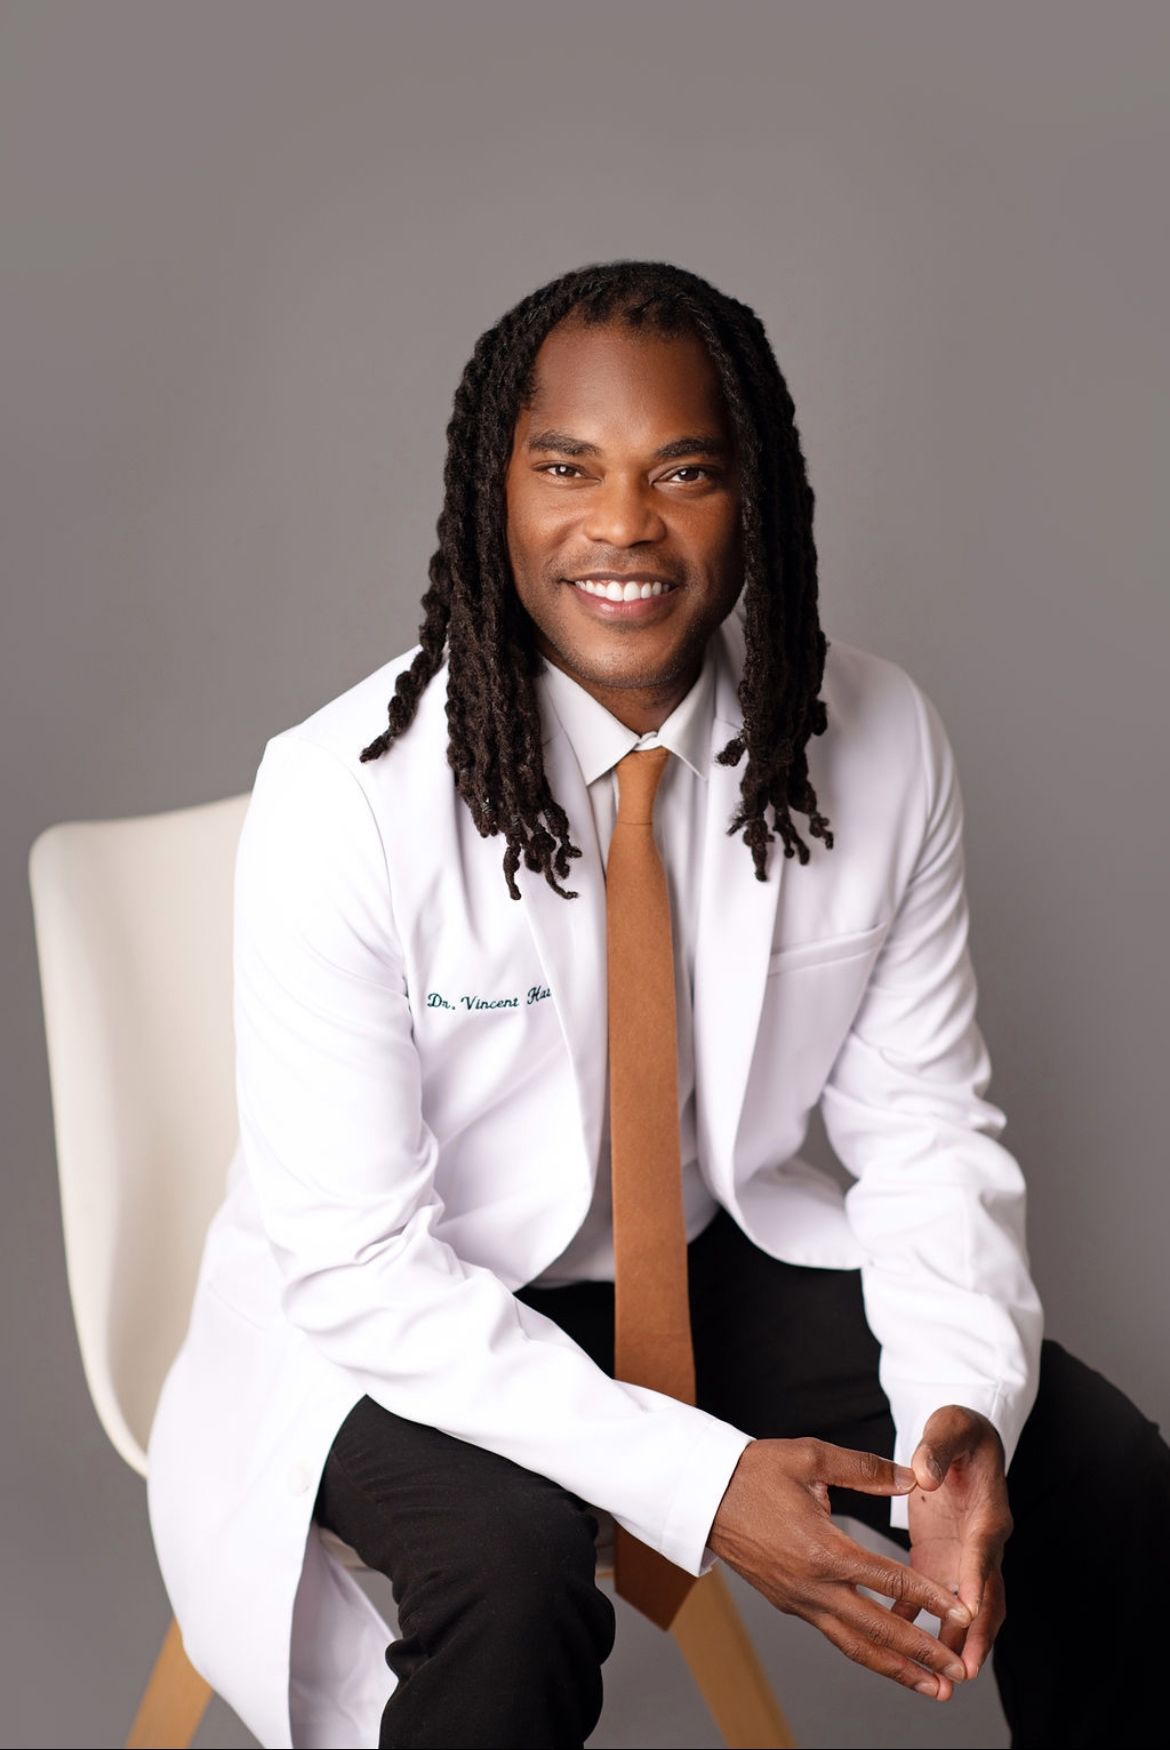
[519,319,730,438]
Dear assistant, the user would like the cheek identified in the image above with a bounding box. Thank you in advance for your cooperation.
[508,493,575,573]
[679,498,741,570]
[504,487,540,580]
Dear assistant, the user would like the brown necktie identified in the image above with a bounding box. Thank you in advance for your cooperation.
[606,744,698,1630]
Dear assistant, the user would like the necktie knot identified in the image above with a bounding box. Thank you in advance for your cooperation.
[614,744,671,825]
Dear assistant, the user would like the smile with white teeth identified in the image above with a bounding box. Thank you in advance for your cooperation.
[570,579,675,601]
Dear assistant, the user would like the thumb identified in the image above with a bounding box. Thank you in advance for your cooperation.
[912,1405,980,1491]
[910,1435,947,1491]
[804,1440,919,1496]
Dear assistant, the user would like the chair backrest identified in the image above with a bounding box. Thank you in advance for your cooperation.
[29,791,250,1475]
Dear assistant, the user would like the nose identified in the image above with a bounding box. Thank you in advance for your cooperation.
[582,474,668,548]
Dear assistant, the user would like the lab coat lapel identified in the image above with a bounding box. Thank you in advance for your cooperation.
[513,715,609,1200]
[693,614,787,1196]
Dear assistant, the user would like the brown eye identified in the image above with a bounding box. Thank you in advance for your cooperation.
[666,467,714,483]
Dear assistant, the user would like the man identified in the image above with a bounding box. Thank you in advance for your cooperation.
[147,261,1169,1749]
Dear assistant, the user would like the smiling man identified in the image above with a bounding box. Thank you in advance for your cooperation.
[148,261,1170,1750]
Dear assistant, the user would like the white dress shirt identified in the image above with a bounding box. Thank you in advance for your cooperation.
[530,636,723,1286]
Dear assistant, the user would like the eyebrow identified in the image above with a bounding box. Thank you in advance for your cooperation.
[525,428,731,462]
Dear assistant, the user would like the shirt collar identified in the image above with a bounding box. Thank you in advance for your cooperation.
[537,635,717,787]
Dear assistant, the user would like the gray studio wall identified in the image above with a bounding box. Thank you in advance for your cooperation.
[3,3,1167,1746]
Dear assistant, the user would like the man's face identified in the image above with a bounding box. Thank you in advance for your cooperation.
[504,318,743,729]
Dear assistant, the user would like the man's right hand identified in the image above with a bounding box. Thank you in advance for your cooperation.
[707,1438,974,1702]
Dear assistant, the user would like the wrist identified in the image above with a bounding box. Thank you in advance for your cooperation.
[708,1437,762,1561]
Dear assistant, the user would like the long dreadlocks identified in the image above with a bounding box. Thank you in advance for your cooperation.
[358,260,835,900]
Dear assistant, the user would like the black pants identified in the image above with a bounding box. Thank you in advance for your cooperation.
[313,1205,1170,1748]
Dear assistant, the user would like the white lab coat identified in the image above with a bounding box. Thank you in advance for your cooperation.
[146,603,1042,1747]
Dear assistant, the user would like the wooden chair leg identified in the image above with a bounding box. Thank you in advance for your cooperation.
[670,1568,797,1749]
[125,1616,213,1750]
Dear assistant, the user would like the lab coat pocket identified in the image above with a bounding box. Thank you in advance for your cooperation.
[765,919,890,976]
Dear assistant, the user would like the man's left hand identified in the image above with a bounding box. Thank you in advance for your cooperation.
[889,1406,1013,1695]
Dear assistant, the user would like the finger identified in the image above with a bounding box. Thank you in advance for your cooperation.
[811,1602,956,1701]
[910,1436,947,1491]
[939,1603,970,1662]
[888,1596,967,1642]
[884,1597,957,1696]
[960,1568,1006,1680]
[826,1529,973,1630]
[796,1437,920,1497]
[835,1586,970,1689]
[891,1590,970,1659]
[956,1529,998,1623]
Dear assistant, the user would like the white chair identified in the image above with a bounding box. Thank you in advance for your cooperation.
[29,791,795,1750]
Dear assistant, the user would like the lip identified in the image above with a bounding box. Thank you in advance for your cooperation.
[560,576,682,622]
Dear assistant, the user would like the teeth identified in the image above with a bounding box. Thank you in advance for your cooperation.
[571,579,672,600]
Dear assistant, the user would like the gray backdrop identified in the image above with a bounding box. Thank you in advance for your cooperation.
[3,3,1167,1746]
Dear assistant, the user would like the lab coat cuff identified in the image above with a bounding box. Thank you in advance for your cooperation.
[885,1380,1026,1531]
[660,1420,756,1576]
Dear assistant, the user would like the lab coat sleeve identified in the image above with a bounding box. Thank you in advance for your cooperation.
[821,675,1044,1530]
[234,731,752,1574]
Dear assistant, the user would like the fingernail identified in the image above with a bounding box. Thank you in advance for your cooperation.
[928,1455,945,1482]
[947,1603,972,1626]
[895,1466,917,1487]
[914,1679,938,1696]
[946,1660,966,1681]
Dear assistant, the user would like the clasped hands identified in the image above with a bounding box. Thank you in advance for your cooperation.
[708,1407,1012,1703]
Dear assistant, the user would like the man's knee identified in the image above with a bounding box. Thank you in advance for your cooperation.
[452,1481,606,1616]
[383,1471,610,1640]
